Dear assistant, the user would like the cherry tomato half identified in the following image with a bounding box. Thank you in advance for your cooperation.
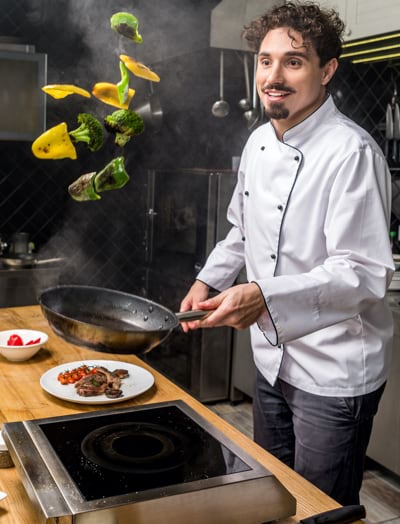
[7,334,24,346]
[26,338,41,345]
[57,365,95,385]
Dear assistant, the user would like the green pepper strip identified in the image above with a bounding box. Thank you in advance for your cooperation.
[117,61,130,105]
[110,13,143,43]
[94,157,129,193]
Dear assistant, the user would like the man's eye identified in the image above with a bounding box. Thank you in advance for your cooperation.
[288,59,301,66]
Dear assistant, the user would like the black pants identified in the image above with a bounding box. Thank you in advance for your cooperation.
[253,370,385,505]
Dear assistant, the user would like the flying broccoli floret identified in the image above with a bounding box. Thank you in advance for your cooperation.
[104,109,144,147]
[69,113,104,152]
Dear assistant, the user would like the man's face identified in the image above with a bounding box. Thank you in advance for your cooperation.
[256,27,337,137]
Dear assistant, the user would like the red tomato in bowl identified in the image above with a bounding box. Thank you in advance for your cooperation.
[7,334,24,346]
[26,338,41,345]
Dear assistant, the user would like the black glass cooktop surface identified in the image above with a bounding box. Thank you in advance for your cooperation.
[39,404,252,501]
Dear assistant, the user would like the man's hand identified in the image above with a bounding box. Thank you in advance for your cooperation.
[180,282,267,331]
[180,280,210,333]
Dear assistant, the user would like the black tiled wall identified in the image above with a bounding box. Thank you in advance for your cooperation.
[0,0,398,300]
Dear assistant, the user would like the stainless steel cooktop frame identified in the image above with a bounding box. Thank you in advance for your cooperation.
[3,400,296,523]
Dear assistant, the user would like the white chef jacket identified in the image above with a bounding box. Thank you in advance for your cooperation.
[197,95,394,397]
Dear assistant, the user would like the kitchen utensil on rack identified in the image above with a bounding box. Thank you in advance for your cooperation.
[8,232,33,256]
[384,74,400,162]
[134,82,163,132]
[238,53,252,111]
[391,175,400,221]
[1,255,63,269]
[385,102,393,159]
[244,54,259,129]
[394,100,400,162]
[39,285,210,354]
[211,50,230,118]
[0,236,7,256]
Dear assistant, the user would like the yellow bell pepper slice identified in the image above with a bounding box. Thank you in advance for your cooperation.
[31,122,77,160]
[92,82,135,109]
[120,54,160,82]
[41,84,91,99]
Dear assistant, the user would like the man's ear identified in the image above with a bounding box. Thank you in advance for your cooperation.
[321,58,339,86]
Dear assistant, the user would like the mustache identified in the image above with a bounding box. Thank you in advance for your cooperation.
[264,83,295,93]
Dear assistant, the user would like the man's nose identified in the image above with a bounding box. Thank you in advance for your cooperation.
[267,62,284,84]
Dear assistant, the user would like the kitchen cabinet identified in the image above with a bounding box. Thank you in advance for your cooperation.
[210,0,276,50]
[0,48,47,141]
[0,305,345,523]
[230,269,256,401]
[210,0,400,49]
[230,326,255,401]
[319,0,352,38]
[367,293,400,475]
[0,266,60,308]
[321,0,400,41]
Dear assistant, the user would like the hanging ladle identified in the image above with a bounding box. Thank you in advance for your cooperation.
[212,50,230,118]
[244,53,260,129]
[238,53,252,111]
[134,81,163,132]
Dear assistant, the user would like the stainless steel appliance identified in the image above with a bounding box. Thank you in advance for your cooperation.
[230,270,256,401]
[142,169,237,402]
[0,44,47,141]
[367,292,400,475]
[0,266,61,308]
[3,400,296,523]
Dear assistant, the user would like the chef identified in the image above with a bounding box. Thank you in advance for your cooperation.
[180,1,394,506]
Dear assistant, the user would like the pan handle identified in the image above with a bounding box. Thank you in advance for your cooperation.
[175,310,212,322]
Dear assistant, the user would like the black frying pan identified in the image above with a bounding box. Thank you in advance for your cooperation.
[38,285,207,354]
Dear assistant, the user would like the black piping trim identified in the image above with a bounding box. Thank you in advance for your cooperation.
[273,146,303,276]
[281,93,331,140]
[251,280,279,347]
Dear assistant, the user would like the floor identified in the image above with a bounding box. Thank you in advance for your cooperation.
[208,399,400,524]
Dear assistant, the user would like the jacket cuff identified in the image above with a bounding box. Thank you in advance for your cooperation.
[251,281,279,346]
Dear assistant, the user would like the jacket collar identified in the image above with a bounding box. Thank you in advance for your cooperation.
[280,94,336,146]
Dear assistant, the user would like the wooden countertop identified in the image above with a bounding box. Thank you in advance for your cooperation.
[0,305,342,523]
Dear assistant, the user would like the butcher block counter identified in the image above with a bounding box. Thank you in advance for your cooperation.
[0,305,343,523]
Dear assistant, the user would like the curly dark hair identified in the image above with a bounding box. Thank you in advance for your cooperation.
[243,1,345,66]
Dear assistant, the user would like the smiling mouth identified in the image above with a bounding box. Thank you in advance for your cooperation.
[265,90,291,101]
[263,83,294,101]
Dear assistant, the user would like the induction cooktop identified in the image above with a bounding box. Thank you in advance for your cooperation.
[38,403,251,501]
[3,400,296,524]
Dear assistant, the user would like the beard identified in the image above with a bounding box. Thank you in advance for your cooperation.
[262,83,293,120]
[264,103,290,120]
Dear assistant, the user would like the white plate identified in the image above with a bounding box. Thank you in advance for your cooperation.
[40,360,154,405]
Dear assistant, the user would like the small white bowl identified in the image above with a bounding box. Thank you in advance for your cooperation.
[0,330,48,362]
